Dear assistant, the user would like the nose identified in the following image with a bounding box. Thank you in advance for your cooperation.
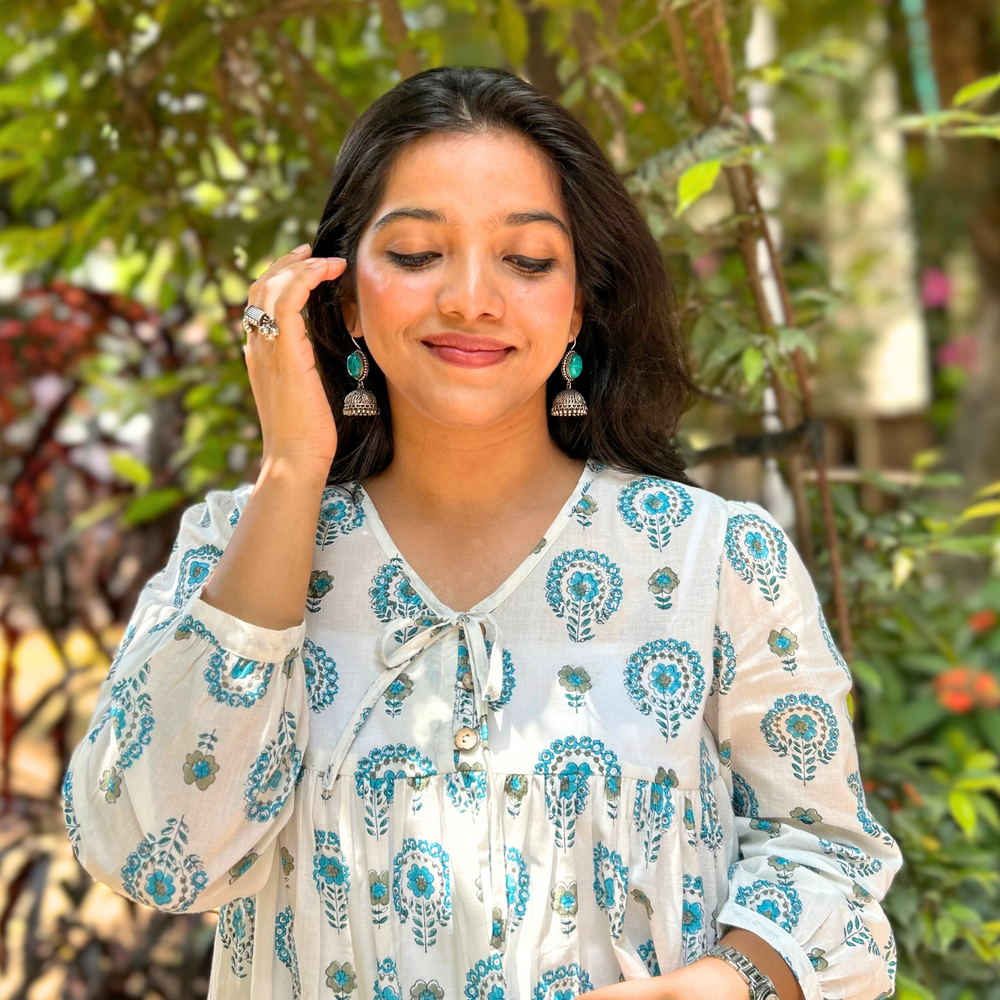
[434,248,504,322]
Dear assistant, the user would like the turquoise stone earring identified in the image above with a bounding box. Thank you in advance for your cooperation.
[550,338,587,416]
[343,343,379,416]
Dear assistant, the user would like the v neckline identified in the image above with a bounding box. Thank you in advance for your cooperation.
[354,458,598,617]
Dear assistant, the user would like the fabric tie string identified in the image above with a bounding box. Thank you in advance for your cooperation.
[317,608,508,953]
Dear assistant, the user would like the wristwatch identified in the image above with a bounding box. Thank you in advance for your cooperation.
[706,944,780,1000]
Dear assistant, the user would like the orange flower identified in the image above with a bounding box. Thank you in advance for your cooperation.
[933,667,976,713]
[968,609,999,634]
[933,666,1000,712]
[972,670,1000,709]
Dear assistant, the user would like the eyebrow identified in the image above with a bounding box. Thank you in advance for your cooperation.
[371,206,571,240]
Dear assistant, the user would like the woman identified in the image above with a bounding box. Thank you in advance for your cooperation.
[64,67,901,1000]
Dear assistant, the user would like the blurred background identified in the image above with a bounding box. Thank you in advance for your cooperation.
[1,1,1000,998]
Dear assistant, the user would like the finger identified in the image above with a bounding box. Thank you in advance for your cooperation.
[247,258,347,341]
[270,257,347,323]
[247,243,315,302]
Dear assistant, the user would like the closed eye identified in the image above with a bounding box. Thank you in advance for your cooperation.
[385,252,555,276]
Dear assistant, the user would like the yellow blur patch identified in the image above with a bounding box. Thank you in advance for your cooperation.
[11,630,66,717]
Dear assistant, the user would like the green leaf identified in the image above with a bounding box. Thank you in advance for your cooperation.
[948,790,978,838]
[69,496,128,533]
[741,345,765,387]
[109,451,153,488]
[953,72,1000,107]
[961,499,1000,520]
[849,658,883,695]
[124,488,185,526]
[894,975,938,1000]
[496,0,528,69]
[675,159,722,218]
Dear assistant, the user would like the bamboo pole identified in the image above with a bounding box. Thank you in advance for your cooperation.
[663,0,855,661]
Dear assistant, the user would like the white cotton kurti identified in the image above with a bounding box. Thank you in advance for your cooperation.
[63,458,902,1000]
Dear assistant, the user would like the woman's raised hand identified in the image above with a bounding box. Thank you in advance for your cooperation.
[244,244,347,476]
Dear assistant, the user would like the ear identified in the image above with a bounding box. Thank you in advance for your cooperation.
[571,283,585,341]
[340,293,360,338]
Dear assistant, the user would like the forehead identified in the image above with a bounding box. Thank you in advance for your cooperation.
[372,131,568,233]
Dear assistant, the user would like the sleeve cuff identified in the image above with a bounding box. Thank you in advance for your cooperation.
[177,589,306,663]
[716,902,823,1000]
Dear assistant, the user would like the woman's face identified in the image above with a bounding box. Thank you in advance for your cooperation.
[341,130,584,429]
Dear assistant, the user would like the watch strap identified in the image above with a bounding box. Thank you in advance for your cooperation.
[706,944,779,1000]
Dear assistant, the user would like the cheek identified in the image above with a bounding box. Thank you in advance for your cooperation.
[511,278,578,337]
[356,261,429,326]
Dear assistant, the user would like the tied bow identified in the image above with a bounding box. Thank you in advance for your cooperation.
[318,605,509,953]
[375,608,505,708]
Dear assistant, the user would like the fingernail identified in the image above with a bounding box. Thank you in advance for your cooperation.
[293,243,310,252]
[327,257,345,263]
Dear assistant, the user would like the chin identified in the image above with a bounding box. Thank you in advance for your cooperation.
[406,387,537,430]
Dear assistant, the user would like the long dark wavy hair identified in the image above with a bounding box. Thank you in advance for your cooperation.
[306,65,693,486]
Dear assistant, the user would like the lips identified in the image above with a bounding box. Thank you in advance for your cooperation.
[421,333,514,369]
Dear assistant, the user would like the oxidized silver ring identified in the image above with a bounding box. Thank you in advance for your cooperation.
[242,303,279,340]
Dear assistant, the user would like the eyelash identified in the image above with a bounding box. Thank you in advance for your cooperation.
[386,252,556,276]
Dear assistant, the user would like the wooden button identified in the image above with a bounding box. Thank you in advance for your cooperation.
[454,726,479,750]
[460,671,475,691]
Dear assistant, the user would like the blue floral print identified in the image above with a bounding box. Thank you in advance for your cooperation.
[592,841,629,939]
[817,600,852,678]
[549,880,578,934]
[244,710,302,821]
[682,874,707,963]
[724,512,788,604]
[120,816,208,912]
[760,694,840,784]
[632,765,677,863]
[638,939,661,976]
[372,957,401,1000]
[505,847,531,932]
[302,637,338,713]
[617,476,694,551]
[63,472,902,1000]
[572,489,598,528]
[313,829,350,931]
[557,663,592,712]
[85,670,154,779]
[355,743,437,839]
[731,771,760,819]
[316,484,365,548]
[767,627,799,672]
[712,625,737,696]
[306,569,333,613]
[218,896,255,977]
[370,558,438,643]
[848,771,896,846]
[173,614,281,708]
[647,565,680,610]
[535,736,621,849]
[173,544,223,607]
[544,548,623,641]
[532,964,593,1000]
[274,904,301,1000]
[624,637,705,743]
[464,952,506,1000]
[392,838,452,952]
[734,878,803,933]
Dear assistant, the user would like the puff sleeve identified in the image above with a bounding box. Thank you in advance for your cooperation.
[706,500,903,1000]
[62,483,309,913]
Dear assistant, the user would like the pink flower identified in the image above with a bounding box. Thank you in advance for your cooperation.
[921,267,950,309]
[692,253,720,279]
[632,101,646,114]
[935,334,977,373]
